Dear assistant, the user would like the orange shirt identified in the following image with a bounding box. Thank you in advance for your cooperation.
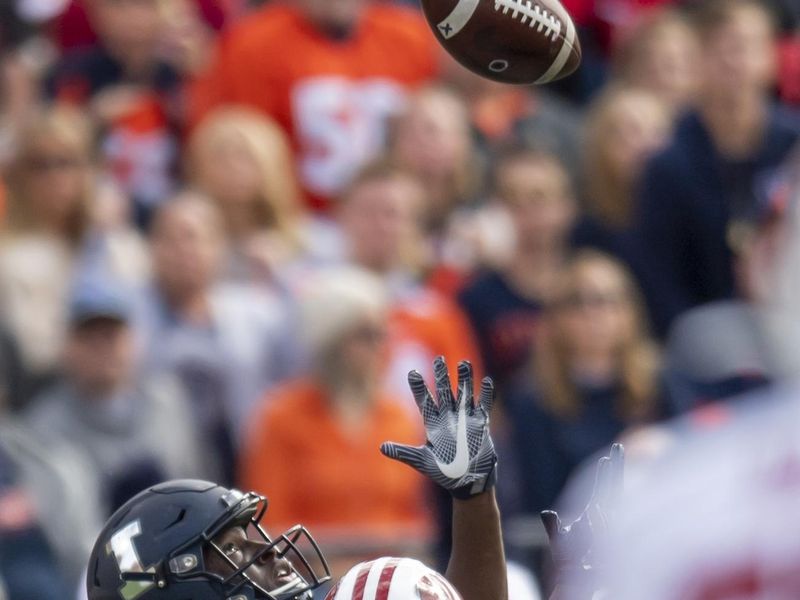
[190,3,439,210]
[386,286,485,407]
[239,379,431,540]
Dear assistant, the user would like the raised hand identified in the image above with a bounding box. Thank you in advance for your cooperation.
[381,356,497,499]
[542,443,624,576]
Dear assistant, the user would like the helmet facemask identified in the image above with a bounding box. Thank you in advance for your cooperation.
[123,490,331,600]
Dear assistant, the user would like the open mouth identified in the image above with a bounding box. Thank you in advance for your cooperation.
[271,566,304,595]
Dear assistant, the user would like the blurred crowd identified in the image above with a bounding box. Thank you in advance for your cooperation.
[0,0,799,598]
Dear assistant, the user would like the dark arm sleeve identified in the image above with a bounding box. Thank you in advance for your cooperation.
[505,383,567,514]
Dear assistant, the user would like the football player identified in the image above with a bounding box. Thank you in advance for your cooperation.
[85,357,506,600]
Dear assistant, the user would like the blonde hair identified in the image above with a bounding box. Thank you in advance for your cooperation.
[187,107,302,245]
[299,266,388,360]
[533,250,660,421]
[583,86,669,229]
[5,104,94,245]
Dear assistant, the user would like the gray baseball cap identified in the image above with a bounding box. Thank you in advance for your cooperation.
[68,276,132,327]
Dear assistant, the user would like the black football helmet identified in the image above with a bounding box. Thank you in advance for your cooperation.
[86,480,330,600]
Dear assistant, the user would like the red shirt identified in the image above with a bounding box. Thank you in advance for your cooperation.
[190,3,439,210]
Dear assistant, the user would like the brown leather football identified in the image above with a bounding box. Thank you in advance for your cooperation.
[421,0,582,85]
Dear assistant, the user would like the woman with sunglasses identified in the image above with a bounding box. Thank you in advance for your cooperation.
[506,250,666,517]
[0,105,147,408]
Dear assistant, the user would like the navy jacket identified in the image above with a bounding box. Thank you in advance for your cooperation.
[505,379,631,516]
[633,108,800,336]
[458,271,543,393]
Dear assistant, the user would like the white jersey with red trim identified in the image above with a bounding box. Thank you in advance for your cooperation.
[325,557,463,600]
[604,386,800,599]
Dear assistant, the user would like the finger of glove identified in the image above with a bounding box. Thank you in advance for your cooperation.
[433,356,456,412]
[477,376,495,417]
[609,443,625,488]
[408,369,439,419]
[380,442,430,472]
[590,456,611,508]
[594,446,623,504]
[541,510,563,542]
[456,360,474,415]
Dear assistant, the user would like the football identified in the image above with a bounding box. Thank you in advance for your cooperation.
[420,0,582,85]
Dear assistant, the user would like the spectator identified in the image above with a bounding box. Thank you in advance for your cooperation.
[572,86,671,268]
[186,107,305,284]
[661,157,795,413]
[336,162,428,280]
[578,0,681,51]
[664,302,772,414]
[0,105,147,405]
[612,8,701,115]
[45,0,201,221]
[139,192,300,483]
[190,0,439,210]
[0,415,101,597]
[23,276,201,519]
[390,85,480,250]
[595,151,800,600]
[390,85,482,230]
[335,162,483,408]
[544,0,683,104]
[506,250,662,515]
[460,148,576,395]
[634,0,800,336]
[443,58,584,191]
[239,267,431,548]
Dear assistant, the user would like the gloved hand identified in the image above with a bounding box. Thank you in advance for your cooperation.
[381,356,497,499]
[541,443,624,587]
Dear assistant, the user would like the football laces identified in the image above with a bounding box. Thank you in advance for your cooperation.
[493,0,562,41]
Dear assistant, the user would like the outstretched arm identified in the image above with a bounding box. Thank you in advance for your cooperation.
[543,443,624,600]
[382,357,507,600]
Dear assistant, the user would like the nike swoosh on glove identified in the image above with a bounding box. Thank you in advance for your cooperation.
[381,356,497,499]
